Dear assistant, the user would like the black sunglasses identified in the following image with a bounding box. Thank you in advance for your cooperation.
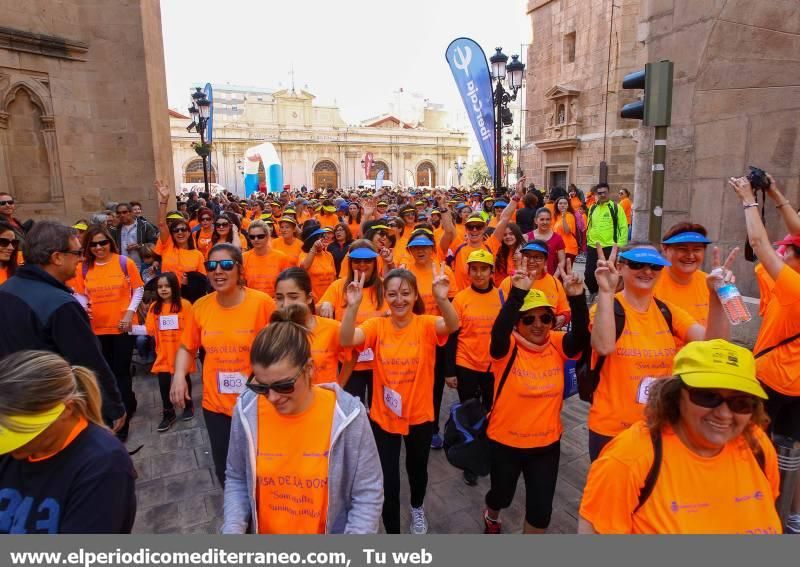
[465,224,484,231]
[89,239,111,248]
[621,260,665,271]
[249,233,267,240]
[684,386,758,415]
[520,313,554,326]
[171,227,189,234]
[215,222,230,228]
[245,369,303,396]
[205,259,237,271]
[200,217,213,222]
[0,237,19,248]
[0,199,14,206]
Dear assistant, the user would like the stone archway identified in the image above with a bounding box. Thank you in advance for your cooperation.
[416,161,436,187]
[314,160,338,189]
[368,160,390,180]
[184,158,217,184]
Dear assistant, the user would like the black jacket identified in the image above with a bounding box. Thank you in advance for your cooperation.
[111,218,158,251]
[0,266,125,421]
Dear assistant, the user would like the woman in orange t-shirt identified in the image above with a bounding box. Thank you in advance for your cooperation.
[211,212,248,251]
[553,197,579,263]
[192,207,215,259]
[298,225,337,301]
[482,266,589,534]
[579,339,781,534]
[75,224,144,441]
[0,221,20,285]
[243,220,292,297]
[345,202,362,238]
[273,216,303,265]
[340,268,459,534]
[222,307,382,534]
[274,268,355,386]
[171,243,276,485]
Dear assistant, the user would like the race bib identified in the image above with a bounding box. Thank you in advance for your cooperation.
[383,385,402,418]
[217,372,247,395]
[636,377,658,405]
[357,348,375,363]
[159,315,179,331]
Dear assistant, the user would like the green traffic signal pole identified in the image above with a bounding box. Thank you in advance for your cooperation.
[648,125,668,243]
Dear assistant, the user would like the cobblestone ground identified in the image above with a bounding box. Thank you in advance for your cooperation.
[127,366,590,534]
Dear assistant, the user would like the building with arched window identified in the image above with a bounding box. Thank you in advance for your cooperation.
[170,85,469,194]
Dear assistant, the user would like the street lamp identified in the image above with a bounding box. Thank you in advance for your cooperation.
[187,87,212,194]
[490,48,525,190]
[502,134,520,188]
[453,159,465,187]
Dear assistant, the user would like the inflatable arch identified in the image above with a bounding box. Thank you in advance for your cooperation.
[243,142,283,196]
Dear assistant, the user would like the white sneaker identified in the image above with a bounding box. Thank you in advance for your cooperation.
[786,513,800,534]
[410,506,428,534]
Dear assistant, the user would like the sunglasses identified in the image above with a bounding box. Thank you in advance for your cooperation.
[0,237,19,248]
[205,259,237,271]
[245,369,303,396]
[215,222,230,228]
[89,239,111,248]
[249,233,267,240]
[520,313,554,326]
[621,260,665,271]
[465,224,484,231]
[200,217,213,222]
[171,227,189,234]
[376,230,389,238]
[0,199,14,206]
[684,386,758,415]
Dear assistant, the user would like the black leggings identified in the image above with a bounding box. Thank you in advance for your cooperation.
[588,430,614,462]
[371,420,433,534]
[203,409,232,487]
[584,245,614,294]
[432,345,447,432]
[455,365,494,412]
[485,440,561,529]
[157,372,192,413]
[345,369,373,408]
[98,333,137,415]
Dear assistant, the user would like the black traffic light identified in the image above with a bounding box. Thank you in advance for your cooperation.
[620,61,673,126]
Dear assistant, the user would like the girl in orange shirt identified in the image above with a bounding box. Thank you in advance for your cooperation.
[298,225,337,301]
[553,197,579,263]
[192,207,215,259]
[274,267,355,386]
[273,216,303,265]
[211,213,248,251]
[483,266,589,534]
[0,221,19,285]
[341,268,459,534]
[242,220,292,297]
[76,225,144,442]
[345,202,362,238]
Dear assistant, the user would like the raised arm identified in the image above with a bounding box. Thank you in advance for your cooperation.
[730,176,785,280]
[765,173,800,236]
[154,180,171,244]
[590,245,619,355]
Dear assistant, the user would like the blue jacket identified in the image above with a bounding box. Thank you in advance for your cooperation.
[222,383,383,534]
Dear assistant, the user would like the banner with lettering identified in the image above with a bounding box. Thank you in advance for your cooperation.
[445,38,495,183]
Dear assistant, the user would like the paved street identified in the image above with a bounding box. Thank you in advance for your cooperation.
[127,363,590,535]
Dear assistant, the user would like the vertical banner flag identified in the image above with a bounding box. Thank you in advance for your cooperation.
[203,83,214,144]
[363,152,374,180]
[445,38,495,181]
[375,168,385,191]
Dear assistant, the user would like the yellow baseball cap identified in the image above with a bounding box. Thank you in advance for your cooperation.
[260,213,273,220]
[166,213,184,220]
[72,222,88,231]
[520,289,553,312]
[674,339,767,399]
[466,249,494,266]
[0,403,65,454]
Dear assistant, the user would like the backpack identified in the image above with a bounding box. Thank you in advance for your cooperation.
[588,202,620,244]
[82,254,129,280]
[576,297,673,403]
[635,427,766,511]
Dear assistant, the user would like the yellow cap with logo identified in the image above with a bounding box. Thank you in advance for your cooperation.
[466,249,494,266]
[0,403,65,454]
[519,289,553,312]
[673,339,767,399]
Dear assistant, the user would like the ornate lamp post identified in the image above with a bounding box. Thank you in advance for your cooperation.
[187,87,212,194]
[489,48,525,190]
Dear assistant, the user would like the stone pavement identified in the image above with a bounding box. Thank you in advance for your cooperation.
[127,362,591,535]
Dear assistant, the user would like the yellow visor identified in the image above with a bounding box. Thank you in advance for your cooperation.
[0,403,65,454]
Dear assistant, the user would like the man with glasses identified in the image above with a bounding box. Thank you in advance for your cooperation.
[111,202,158,268]
[585,183,628,300]
[0,221,126,433]
[0,191,31,246]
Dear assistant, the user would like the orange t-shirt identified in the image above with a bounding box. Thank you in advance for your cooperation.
[272,237,303,266]
[569,196,583,212]
[587,294,696,436]
[316,213,339,229]
[256,387,334,534]
[654,270,710,328]
[754,263,775,317]
[348,219,362,238]
[619,197,633,224]
[310,316,350,385]
[76,254,144,335]
[452,239,500,292]
[489,333,573,448]
[580,422,781,534]
[181,288,275,415]
[194,227,214,259]
[28,416,89,463]
[585,194,597,208]
[499,274,570,319]
[154,239,206,283]
[452,285,503,372]
[553,212,578,256]
[753,264,800,395]
[243,248,292,297]
[453,224,466,246]
[406,262,456,315]
[0,266,8,286]
[145,298,196,374]
[299,251,337,301]
[358,314,448,434]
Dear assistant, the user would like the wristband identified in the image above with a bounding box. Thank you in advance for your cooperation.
[743,202,759,210]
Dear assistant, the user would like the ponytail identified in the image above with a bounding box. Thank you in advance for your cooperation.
[70,366,105,427]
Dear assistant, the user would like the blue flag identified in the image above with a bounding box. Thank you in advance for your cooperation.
[445,38,495,182]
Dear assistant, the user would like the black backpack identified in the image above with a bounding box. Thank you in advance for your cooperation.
[588,202,620,244]
[576,298,673,403]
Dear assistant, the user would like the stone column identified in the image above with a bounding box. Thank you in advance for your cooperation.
[39,115,64,201]
[0,112,11,194]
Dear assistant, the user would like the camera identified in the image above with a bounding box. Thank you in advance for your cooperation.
[746,166,771,191]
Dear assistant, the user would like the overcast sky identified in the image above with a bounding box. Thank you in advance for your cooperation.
[161,0,531,126]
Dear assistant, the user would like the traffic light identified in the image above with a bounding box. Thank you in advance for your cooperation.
[620,60,673,127]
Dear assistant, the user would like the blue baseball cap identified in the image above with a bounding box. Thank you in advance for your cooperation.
[619,248,672,266]
[662,231,712,245]
[407,236,435,248]
[493,200,509,208]
[521,242,549,255]
[348,247,379,260]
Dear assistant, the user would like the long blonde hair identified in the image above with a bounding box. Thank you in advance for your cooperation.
[0,350,105,431]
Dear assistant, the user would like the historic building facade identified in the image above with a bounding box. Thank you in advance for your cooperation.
[170,85,470,194]
[521,0,800,295]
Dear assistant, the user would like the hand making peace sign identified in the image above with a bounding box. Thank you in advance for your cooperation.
[431,262,452,301]
[561,258,586,297]
[705,246,739,292]
[594,243,619,293]
[345,270,366,307]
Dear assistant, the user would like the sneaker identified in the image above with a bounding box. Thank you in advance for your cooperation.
[483,510,502,534]
[157,411,177,432]
[181,405,195,422]
[410,506,428,535]
[430,432,443,450]
[463,470,478,486]
[786,513,800,534]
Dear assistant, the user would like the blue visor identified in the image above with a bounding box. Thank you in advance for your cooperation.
[662,231,712,245]
[619,248,672,266]
[407,236,435,248]
[348,248,379,260]
[521,242,548,255]
[455,203,467,210]
[493,201,509,208]
[309,228,331,239]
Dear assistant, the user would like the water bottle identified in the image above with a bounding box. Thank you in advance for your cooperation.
[711,269,751,325]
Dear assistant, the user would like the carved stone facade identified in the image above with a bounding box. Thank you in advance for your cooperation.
[0,1,174,221]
